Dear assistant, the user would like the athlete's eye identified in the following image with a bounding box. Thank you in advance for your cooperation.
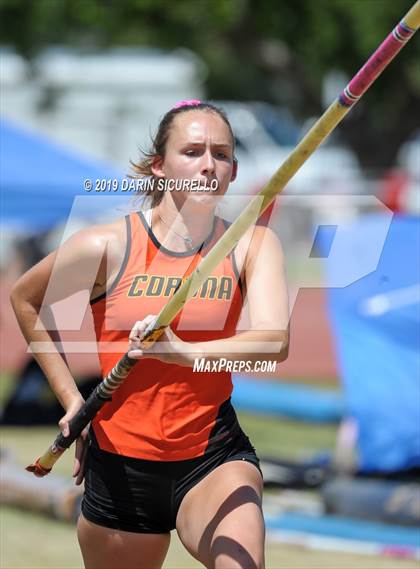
[185,149,200,157]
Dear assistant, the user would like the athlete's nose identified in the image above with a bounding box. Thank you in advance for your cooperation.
[200,149,216,175]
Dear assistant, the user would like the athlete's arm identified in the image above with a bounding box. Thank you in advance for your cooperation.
[10,222,123,411]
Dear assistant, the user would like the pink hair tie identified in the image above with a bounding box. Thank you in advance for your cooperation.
[173,99,202,109]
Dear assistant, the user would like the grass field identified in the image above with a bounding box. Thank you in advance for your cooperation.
[1,419,418,569]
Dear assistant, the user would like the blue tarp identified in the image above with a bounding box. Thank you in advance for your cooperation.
[266,512,420,548]
[0,119,122,233]
[326,214,420,472]
[232,376,344,422]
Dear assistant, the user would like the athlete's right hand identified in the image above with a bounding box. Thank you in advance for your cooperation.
[59,395,89,486]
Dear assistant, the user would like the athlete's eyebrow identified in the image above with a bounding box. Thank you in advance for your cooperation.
[181,142,232,149]
[212,143,232,149]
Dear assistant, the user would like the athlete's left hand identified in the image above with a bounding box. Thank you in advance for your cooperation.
[128,314,191,367]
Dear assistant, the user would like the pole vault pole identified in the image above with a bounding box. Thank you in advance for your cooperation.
[27,1,420,477]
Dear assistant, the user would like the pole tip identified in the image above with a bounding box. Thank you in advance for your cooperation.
[26,459,52,477]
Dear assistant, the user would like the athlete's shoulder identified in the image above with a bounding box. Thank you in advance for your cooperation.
[233,223,283,265]
[249,224,281,245]
[219,216,278,241]
[248,224,284,262]
[57,217,127,265]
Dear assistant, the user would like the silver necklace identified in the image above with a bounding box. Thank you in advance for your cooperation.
[157,212,194,250]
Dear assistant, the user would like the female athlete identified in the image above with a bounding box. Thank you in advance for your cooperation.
[11,100,289,569]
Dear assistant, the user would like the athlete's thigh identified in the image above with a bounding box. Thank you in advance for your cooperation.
[77,513,170,569]
[176,461,265,569]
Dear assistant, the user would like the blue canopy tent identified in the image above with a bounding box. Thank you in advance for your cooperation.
[0,119,123,233]
[325,214,420,473]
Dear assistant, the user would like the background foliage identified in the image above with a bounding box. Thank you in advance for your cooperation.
[1,0,419,167]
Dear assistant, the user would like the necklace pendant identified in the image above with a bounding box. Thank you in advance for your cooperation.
[184,236,194,249]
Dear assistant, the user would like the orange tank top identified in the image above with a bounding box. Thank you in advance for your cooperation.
[90,211,244,460]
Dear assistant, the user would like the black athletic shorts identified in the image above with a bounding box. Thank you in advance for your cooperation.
[82,425,261,533]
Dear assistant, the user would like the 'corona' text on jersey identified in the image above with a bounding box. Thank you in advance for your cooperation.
[127,274,233,300]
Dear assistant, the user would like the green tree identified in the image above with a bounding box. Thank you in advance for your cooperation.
[1,0,419,168]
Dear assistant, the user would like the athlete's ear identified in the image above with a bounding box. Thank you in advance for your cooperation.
[151,156,165,178]
[230,158,238,182]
